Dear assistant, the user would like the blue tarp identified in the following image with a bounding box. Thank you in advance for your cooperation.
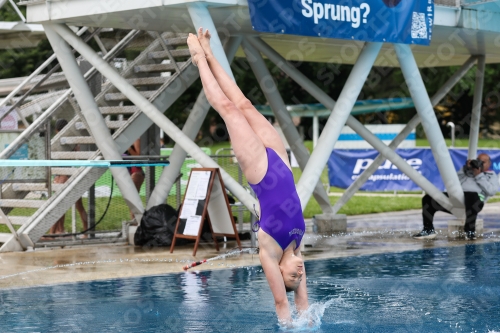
[328,148,500,191]
[248,0,434,45]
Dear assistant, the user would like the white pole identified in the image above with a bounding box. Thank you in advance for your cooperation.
[294,42,383,209]
[333,57,476,213]
[241,38,333,214]
[0,28,135,160]
[313,112,319,148]
[8,0,26,22]
[147,38,242,209]
[248,37,454,211]
[0,27,87,110]
[395,44,464,209]
[187,3,235,81]
[71,204,76,240]
[468,56,485,159]
[447,122,456,148]
[45,24,145,222]
[51,23,258,213]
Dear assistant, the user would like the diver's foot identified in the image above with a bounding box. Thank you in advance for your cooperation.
[187,33,206,67]
[197,27,214,61]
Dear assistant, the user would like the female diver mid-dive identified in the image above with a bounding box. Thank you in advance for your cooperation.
[187,28,309,324]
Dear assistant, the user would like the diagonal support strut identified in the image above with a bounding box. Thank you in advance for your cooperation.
[247,37,454,211]
[50,23,259,214]
[332,56,478,214]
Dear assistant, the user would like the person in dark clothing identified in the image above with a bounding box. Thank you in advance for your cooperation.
[413,153,498,240]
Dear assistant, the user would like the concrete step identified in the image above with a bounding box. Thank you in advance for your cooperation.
[100,106,139,115]
[104,90,156,102]
[75,120,126,130]
[148,48,191,60]
[126,76,168,86]
[0,199,46,208]
[60,136,95,145]
[134,63,186,73]
[12,183,65,192]
[51,167,78,176]
[0,233,12,243]
[73,121,87,131]
[51,151,95,160]
[0,216,29,226]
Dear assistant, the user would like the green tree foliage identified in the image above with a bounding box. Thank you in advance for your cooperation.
[0,2,25,21]
[163,56,500,141]
[0,4,54,79]
[0,39,54,78]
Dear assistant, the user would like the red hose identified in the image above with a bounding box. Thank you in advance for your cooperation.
[182,259,207,271]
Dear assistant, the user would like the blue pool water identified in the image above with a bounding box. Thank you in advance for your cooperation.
[1,242,499,332]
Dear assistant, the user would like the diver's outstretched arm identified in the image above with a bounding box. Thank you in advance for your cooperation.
[259,246,292,324]
[294,251,309,313]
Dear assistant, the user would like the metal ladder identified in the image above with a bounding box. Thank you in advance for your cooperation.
[0,30,199,252]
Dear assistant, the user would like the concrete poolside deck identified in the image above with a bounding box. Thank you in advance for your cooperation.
[1,202,499,289]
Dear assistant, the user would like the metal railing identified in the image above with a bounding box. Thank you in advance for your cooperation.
[0,29,140,160]
[62,153,248,234]
[0,27,89,124]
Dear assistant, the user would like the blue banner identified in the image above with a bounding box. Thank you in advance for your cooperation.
[5,143,28,160]
[328,149,500,191]
[248,0,434,45]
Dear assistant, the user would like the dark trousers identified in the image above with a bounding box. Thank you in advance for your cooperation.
[422,192,484,234]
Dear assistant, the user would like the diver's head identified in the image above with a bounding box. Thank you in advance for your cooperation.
[279,252,304,292]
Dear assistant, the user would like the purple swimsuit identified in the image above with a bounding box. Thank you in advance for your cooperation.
[249,148,305,250]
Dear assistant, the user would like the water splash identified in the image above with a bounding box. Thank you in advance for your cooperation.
[279,299,335,332]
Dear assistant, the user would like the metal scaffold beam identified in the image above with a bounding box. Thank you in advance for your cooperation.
[241,38,334,215]
[147,37,242,209]
[469,55,485,159]
[332,56,478,214]
[48,23,259,214]
[247,37,453,211]
[44,24,145,222]
[395,44,464,211]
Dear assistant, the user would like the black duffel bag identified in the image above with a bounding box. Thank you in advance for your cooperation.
[134,204,179,247]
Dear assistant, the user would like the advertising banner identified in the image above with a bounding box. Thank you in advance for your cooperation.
[328,148,500,191]
[248,0,434,45]
[0,134,46,181]
[0,106,18,130]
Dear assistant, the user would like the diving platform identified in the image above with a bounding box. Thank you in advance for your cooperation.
[0,21,45,48]
[0,0,44,49]
[18,0,500,66]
